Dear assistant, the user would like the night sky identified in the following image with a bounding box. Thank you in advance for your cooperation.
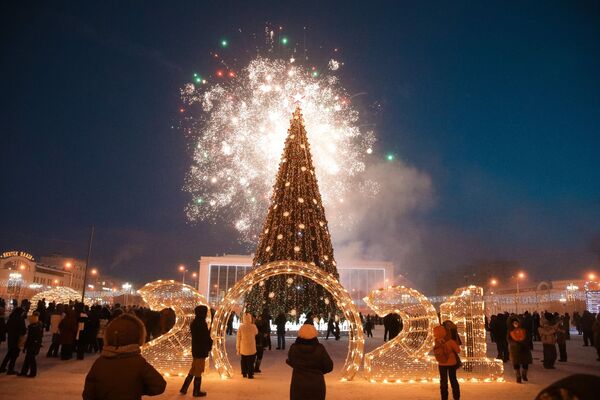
[1,1,599,293]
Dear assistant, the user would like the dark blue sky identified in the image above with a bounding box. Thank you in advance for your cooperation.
[1,1,599,292]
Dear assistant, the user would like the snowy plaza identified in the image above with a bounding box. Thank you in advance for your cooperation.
[0,327,598,399]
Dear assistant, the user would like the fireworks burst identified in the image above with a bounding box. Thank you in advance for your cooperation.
[182,39,376,242]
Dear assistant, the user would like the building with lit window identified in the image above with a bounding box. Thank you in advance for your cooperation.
[0,250,86,302]
[197,254,399,311]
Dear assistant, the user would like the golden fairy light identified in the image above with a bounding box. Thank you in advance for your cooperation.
[210,260,364,381]
[29,286,93,309]
[363,285,439,383]
[139,280,211,377]
[440,286,504,382]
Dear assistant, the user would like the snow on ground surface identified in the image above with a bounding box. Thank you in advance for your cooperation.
[0,327,598,399]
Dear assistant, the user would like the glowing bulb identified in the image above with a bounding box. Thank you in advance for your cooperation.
[386,154,394,161]
[281,37,288,45]
[220,39,228,48]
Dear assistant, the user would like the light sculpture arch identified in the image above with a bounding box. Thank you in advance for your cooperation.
[210,260,365,381]
[363,286,439,382]
[139,280,210,377]
[29,287,92,309]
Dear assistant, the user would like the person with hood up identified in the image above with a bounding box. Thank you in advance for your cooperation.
[286,323,333,400]
[180,305,213,397]
[433,325,461,400]
[18,311,44,377]
[0,306,26,374]
[538,317,558,369]
[236,313,258,379]
[507,317,532,383]
[82,313,166,400]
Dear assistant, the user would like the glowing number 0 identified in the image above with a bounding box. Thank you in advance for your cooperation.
[363,286,439,382]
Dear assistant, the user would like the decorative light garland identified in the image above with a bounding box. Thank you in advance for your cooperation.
[210,260,364,381]
[363,285,439,383]
[139,280,210,377]
[439,286,504,382]
[29,286,93,309]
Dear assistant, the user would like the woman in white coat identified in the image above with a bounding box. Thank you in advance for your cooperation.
[236,313,258,379]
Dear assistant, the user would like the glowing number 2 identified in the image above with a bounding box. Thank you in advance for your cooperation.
[363,286,439,382]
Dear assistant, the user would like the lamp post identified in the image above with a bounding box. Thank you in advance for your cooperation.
[192,272,198,289]
[122,283,132,307]
[179,265,187,285]
[515,272,525,314]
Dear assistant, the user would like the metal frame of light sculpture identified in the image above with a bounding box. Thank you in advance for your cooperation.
[29,286,92,310]
[139,280,211,377]
[363,285,439,383]
[210,260,365,381]
[439,285,504,382]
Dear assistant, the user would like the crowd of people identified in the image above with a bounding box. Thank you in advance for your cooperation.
[2,296,600,399]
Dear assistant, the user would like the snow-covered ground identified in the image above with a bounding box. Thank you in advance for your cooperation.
[1,327,598,399]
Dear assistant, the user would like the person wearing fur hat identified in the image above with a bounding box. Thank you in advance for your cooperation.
[286,323,333,400]
[433,324,461,400]
[236,313,258,379]
[82,313,166,400]
[508,316,532,383]
[180,305,212,397]
[18,311,43,377]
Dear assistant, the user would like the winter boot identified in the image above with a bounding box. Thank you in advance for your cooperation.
[193,376,206,397]
[254,359,262,373]
[515,369,522,384]
[180,374,193,394]
[521,369,528,382]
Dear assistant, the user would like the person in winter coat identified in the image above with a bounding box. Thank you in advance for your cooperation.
[46,304,64,357]
[592,313,600,361]
[0,307,27,374]
[254,314,270,373]
[507,317,532,383]
[82,313,166,400]
[433,325,461,400]
[325,317,335,340]
[539,317,558,369]
[581,310,595,346]
[286,323,333,400]
[18,311,43,377]
[180,305,213,397]
[75,303,89,360]
[59,307,78,360]
[275,312,287,350]
[97,307,111,353]
[556,319,568,362]
[0,306,7,345]
[365,316,374,338]
[236,313,258,378]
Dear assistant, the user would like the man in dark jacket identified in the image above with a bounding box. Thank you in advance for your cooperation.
[286,324,334,400]
[275,312,287,349]
[19,311,44,377]
[82,313,166,400]
[0,307,27,374]
[180,305,212,397]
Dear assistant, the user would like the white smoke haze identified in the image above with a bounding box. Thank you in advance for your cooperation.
[330,160,434,286]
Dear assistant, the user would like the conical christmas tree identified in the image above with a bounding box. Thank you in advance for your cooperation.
[246,106,339,318]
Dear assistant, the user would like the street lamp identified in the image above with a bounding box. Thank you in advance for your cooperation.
[179,265,187,285]
[122,282,132,307]
[191,272,198,289]
[589,273,596,281]
[514,272,526,314]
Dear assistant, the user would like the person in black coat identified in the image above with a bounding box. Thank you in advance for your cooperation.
[275,312,287,350]
[0,306,6,345]
[0,307,27,374]
[286,324,333,400]
[18,311,44,377]
[180,305,213,397]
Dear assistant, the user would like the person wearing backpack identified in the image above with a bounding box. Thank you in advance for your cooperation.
[433,325,461,400]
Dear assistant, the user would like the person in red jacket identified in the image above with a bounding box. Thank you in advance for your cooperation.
[433,324,461,400]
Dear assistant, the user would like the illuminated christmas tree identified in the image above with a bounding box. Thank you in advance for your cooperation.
[246,106,339,318]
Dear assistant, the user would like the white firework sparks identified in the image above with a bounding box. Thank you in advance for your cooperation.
[183,57,376,242]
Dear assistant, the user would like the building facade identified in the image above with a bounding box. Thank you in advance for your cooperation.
[197,254,397,311]
[0,250,86,302]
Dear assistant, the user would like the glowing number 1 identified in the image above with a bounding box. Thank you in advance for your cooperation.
[439,286,504,382]
[363,286,439,382]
